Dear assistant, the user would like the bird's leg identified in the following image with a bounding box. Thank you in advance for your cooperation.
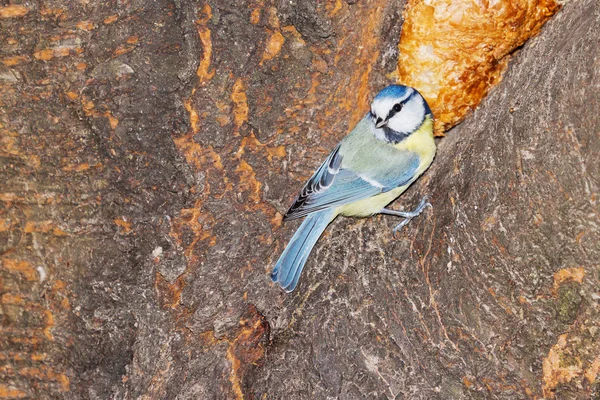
[379,195,432,235]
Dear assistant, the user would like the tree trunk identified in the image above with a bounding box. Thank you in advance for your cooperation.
[1,0,598,399]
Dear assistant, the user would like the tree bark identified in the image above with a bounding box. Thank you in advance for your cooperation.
[1,0,598,399]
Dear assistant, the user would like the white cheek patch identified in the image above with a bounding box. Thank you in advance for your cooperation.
[370,123,388,142]
[387,97,425,134]
[371,88,414,120]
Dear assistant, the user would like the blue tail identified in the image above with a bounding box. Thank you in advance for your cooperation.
[271,209,335,292]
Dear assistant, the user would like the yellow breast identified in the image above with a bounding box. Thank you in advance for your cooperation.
[395,116,435,176]
[338,116,435,218]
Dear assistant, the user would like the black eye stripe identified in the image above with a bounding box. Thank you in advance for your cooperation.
[386,103,403,120]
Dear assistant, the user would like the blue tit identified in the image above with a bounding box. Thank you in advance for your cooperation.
[271,84,436,292]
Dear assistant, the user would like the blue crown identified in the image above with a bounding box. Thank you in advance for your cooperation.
[373,85,411,101]
[374,84,433,117]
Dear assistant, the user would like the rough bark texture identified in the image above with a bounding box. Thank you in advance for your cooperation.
[1,0,598,399]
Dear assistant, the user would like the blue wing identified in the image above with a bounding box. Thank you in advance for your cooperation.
[284,144,420,220]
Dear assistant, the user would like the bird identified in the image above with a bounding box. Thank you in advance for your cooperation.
[271,84,436,292]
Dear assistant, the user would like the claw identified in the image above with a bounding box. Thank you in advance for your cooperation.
[382,195,432,236]
[392,218,411,236]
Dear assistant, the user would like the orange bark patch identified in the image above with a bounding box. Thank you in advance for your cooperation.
[172,124,224,257]
[103,111,119,129]
[33,49,54,61]
[81,98,95,115]
[31,353,47,362]
[397,0,560,135]
[270,212,283,228]
[183,98,200,133]
[261,30,285,64]
[19,367,69,391]
[196,4,215,83]
[0,130,19,157]
[553,267,585,294]
[43,310,54,340]
[103,14,118,24]
[0,5,29,18]
[1,293,24,305]
[75,20,95,31]
[542,334,583,397]
[231,78,249,129]
[2,259,37,281]
[0,384,26,398]
[2,56,28,66]
[236,160,262,204]
[235,132,263,158]
[266,145,285,161]
[55,226,68,235]
[24,221,67,236]
[0,218,14,233]
[462,376,473,388]
[585,356,600,384]
[114,218,132,233]
[175,202,217,255]
[154,272,185,309]
[0,193,23,202]
[328,0,344,16]
[33,43,83,61]
[114,45,135,56]
[61,163,95,173]
[226,305,269,400]
[250,8,261,24]
[174,135,223,172]
[39,8,64,18]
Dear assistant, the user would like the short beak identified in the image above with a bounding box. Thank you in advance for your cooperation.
[375,118,388,129]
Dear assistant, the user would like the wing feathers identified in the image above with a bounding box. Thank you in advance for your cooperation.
[283,142,420,221]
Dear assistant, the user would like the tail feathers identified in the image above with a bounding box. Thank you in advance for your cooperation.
[271,209,335,292]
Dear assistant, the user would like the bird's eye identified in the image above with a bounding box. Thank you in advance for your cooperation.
[393,103,402,112]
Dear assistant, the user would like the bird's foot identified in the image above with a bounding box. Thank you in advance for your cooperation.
[380,196,432,237]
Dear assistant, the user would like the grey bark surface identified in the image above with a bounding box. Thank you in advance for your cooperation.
[0,0,598,399]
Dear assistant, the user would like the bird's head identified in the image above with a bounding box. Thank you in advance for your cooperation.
[369,85,432,143]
